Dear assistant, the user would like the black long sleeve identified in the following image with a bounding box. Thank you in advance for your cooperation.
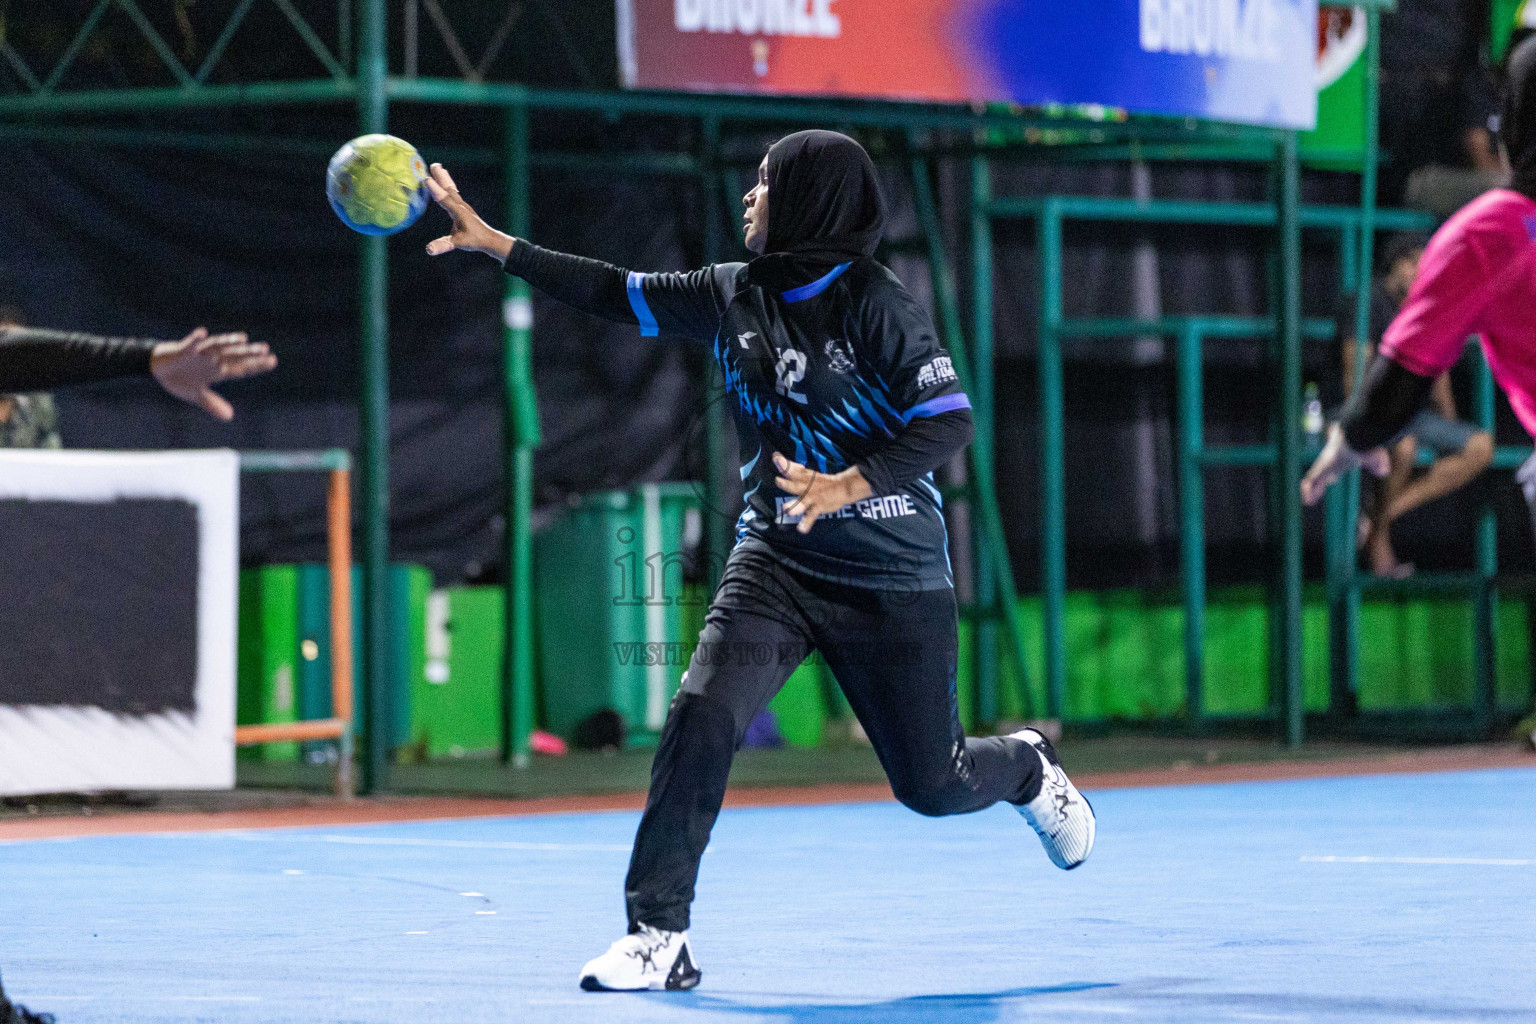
[856,408,973,496]
[1339,352,1435,451]
[503,238,635,324]
[0,326,158,392]
[503,239,732,342]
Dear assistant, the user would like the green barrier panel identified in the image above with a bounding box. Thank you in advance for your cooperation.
[412,586,505,760]
[535,484,700,748]
[955,587,1531,724]
[238,563,428,762]
[235,566,299,762]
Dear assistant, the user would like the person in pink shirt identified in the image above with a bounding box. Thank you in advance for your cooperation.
[1303,34,1536,511]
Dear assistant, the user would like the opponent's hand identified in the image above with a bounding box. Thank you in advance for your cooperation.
[1300,422,1390,506]
[773,453,873,534]
[424,163,514,261]
[149,327,276,421]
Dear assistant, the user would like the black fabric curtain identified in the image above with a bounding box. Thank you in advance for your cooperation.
[3,135,1524,588]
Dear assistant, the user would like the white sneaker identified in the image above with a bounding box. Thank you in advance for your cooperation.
[579,924,701,991]
[1012,728,1096,869]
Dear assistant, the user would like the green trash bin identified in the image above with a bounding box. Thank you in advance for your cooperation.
[294,563,430,759]
[238,562,429,764]
[236,565,300,762]
[536,483,701,748]
[411,585,504,760]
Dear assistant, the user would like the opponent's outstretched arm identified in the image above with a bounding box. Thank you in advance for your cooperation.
[0,325,275,420]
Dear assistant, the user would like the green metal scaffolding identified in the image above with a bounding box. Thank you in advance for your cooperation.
[7,0,1518,786]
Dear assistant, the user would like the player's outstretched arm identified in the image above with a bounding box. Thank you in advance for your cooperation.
[149,327,277,421]
[425,162,723,341]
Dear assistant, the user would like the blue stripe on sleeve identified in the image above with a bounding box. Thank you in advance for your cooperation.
[901,392,971,423]
[626,271,659,337]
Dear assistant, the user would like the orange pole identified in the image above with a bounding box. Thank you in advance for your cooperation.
[328,467,356,798]
[236,719,347,745]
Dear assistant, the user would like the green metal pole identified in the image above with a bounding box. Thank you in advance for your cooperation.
[1177,323,1205,726]
[1333,5,1382,716]
[911,150,1034,717]
[1038,198,1067,720]
[701,115,731,590]
[1278,132,1305,749]
[357,0,389,793]
[1328,218,1360,717]
[1355,8,1381,354]
[503,102,539,767]
[1473,347,1498,733]
[970,156,998,725]
[1338,224,1359,291]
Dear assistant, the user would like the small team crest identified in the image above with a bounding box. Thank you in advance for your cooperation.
[824,338,856,374]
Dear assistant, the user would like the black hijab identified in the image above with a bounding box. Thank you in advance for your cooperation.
[748,130,886,290]
[1503,33,1536,199]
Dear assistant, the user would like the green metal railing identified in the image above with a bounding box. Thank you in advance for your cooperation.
[1324,338,1531,737]
[978,186,1436,743]
[2,0,1443,775]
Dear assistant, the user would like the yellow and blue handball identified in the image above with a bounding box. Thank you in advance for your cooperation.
[326,134,430,236]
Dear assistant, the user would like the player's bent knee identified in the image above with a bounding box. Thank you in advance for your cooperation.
[893,781,962,818]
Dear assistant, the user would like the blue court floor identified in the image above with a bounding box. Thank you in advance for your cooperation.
[2,767,1533,1024]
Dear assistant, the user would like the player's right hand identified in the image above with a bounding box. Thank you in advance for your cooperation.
[424,163,514,262]
[1300,422,1389,505]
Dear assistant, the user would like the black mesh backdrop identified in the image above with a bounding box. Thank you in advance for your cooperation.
[1,136,1521,589]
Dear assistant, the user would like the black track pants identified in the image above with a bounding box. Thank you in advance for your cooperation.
[623,544,1042,933]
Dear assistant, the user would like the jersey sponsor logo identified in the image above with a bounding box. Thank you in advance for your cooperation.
[774,347,809,404]
[775,492,917,525]
[915,355,957,390]
[824,337,856,374]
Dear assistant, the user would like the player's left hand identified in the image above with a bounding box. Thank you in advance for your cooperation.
[1300,422,1390,505]
[149,327,276,421]
[773,453,874,534]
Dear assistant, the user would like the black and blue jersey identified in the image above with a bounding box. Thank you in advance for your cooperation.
[503,241,970,591]
[624,255,966,590]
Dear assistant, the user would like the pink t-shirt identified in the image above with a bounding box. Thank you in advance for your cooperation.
[1381,189,1536,435]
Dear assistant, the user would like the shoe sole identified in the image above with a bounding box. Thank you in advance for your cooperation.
[1057,788,1095,870]
[1015,730,1096,870]
[580,972,701,992]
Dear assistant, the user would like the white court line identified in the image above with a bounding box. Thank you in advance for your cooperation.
[19,996,97,1002]
[168,996,261,1002]
[1302,855,1535,866]
[177,832,631,853]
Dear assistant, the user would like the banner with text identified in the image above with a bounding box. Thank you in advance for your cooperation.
[617,0,1318,129]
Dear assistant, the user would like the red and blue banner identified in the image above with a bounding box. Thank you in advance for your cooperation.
[617,0,1319,130]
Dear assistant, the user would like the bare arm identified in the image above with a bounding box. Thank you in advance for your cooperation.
[1341,336,1370,399]
[1431,372,1457,420]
